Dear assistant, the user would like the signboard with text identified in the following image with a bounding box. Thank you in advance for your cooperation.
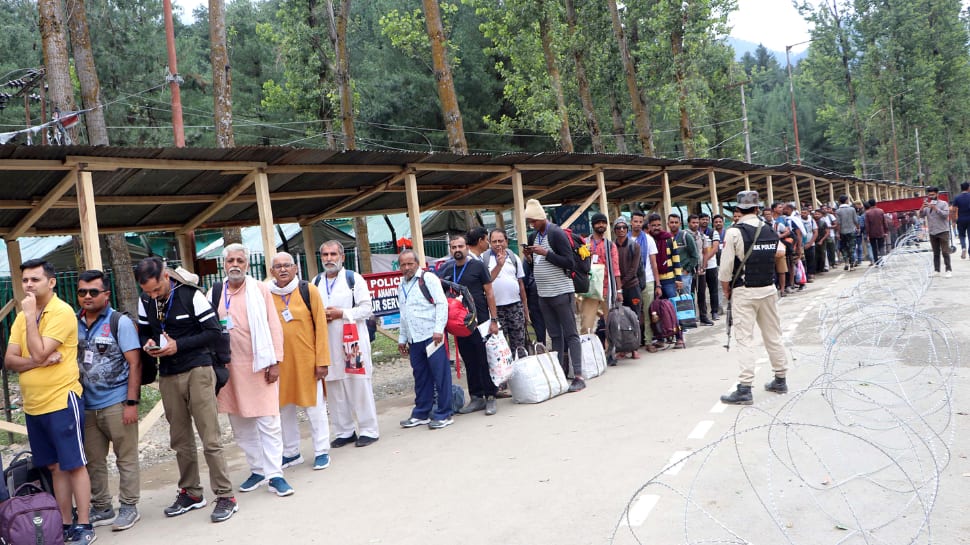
[364,271,404,317]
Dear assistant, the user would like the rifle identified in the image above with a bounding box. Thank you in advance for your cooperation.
[723,222,766,351]
[724,295,733,351]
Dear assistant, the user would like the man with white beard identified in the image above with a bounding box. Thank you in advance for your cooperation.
[268,252,333,469]
[312,241,380,448]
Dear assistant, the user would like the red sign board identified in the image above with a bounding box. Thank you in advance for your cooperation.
[877,192,949,214]
[363,271,403,316]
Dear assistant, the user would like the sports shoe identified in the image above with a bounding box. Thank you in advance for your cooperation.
[89,505,115,527]
[313,453,331,470]
[933,270,940,277]
[484,396,497,415]
[674,340,686,349]
[944,271,953,278]
[712,312,720,320]
[355,435,379,448]
[844,264,849,271]
[400,416,431,428]
[962,249,967,259]
[429,418,453,430]
[70,526,97,544]
[700,318,714,326]
[267,477,295,497]
[112,504,140,531]
[210,497,238,523]
[164,489,206,517]
[238,473,267,492]
[458,396,486,414]
[281,453,304,468]
[331,433,358,448]
[567,377,586,393]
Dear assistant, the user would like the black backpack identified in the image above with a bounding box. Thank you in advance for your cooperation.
[528,225,591,294]
[109,310,158,385]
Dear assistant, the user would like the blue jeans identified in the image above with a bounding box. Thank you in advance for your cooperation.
[681,273,694,296]
[659,278,679,299]
[408,338,454,421]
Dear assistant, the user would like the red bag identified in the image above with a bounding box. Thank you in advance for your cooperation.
[342,323,365,374]
[446,296,474,337]
[649,297,679,340]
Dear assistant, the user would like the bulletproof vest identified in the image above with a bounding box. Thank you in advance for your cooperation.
[732,223,779,288]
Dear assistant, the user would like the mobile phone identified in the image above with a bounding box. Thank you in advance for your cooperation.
[147,345,162,352]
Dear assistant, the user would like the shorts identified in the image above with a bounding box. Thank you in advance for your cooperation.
[25,391,87,471]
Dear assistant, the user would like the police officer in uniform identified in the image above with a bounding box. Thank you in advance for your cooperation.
[718,191,791,405]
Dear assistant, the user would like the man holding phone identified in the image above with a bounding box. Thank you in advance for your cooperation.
[919,186,953,277]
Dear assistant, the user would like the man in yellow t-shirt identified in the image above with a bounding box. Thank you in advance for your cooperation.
[5,259,94,543]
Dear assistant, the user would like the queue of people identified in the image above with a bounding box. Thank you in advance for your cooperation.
[1,187,957,543]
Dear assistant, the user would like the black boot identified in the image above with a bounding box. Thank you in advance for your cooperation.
[765,376,788,394]
[720,384,753,405]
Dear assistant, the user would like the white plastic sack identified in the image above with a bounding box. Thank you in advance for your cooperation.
[484,330,514,387]
[509,345,569,404]
[579,333,607,379]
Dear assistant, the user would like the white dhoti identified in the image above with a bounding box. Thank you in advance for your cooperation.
[327,377,380,440]
[228,414,284,479]
[280,380,331,457]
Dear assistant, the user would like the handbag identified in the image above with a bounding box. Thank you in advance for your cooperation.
[672,291,697,328]
[484,328,514,387]
[580,263,606,300]
[509,344,569,403]
[579,331,607,379]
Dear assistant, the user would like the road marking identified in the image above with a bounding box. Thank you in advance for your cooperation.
[620,494,660,527]
[710,401,727,413]
[662,450,693,476]
[688,420,715,440]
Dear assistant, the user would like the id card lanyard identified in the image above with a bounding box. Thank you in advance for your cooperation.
[222,281,234,329]
[280,292,294,323]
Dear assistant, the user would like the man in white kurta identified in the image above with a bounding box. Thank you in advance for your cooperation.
[313,241,380,448]
[211,244,292,497]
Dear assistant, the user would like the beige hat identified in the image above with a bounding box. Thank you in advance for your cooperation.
[524,199,546,220]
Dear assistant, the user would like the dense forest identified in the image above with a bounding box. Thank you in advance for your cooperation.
[2,0,969,192]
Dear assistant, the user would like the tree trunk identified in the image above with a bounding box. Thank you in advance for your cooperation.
[606,0,654,156]
[327,0,356,150]
[422,0,467,154]
[565,0,603,152]
[38,0,77,141]
[538,3,572,152]
[209,0,234,148]
[829,1,866,177]
[608,86,629,154]
[671,19,694,158]
[66,0,139,310]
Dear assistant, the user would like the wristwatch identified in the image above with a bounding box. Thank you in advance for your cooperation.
[125,399,140,406]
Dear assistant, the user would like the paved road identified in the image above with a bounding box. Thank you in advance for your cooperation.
[93,257,969,545]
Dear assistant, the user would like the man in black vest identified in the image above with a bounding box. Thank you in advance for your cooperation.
[718,191,791,405]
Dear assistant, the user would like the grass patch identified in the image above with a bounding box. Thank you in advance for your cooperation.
[371,330,401,365]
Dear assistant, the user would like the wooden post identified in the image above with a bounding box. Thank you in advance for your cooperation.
[790,174,799,206]
[844,180,851,199]
[597,171,611,240]
[254,169,277,276]
[766,175,774,206]
[512,170,527,258]
[662,171,672,219]
[809,176,818,208]
[708,170,719,217]
[354,216,372,274]
[6,239,25,305]
[405,172,426,267]
[744,173,750,191]
[829,181,835,207]
[494,209,505,230]
[176,234,195,273]
[75,170,103,270]
[301,224,318,278]
[862,183,870,202]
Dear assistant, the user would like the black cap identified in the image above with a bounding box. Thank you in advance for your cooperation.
[590,213,608,224]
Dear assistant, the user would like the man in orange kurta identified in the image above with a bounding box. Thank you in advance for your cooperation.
[268,252,333,470]
[211,244,292,497]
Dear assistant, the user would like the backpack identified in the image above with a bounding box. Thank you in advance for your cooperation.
[528,226,591,293]
[649,297,680,340]
[431,383,465,415]
[109,310,158,385]
[0,483,63,545]
[415,272,477,337]
[313,271,377,343]
[3,451,54,501]
[607,305,641,352]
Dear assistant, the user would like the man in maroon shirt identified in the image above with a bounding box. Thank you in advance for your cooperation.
[863,199,887,266]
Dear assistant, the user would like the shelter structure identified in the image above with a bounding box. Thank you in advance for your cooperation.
[0,144,911,326]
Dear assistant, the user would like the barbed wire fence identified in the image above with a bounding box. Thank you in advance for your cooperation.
[612,231,959,545]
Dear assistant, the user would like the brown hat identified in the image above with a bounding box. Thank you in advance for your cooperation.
[524,199,546,220]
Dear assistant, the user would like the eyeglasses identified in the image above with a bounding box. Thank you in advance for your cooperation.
[77,289,105,297]
[614,225,629,231]
[271,264,296,270]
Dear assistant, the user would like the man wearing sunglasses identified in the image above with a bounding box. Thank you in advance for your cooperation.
[76,270,143,532]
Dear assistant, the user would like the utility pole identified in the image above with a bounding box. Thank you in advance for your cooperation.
[786,45,801,165]
[162,0,185,147]
[726,80,753,163]
[914,127,923,186]
[889,97,900,184]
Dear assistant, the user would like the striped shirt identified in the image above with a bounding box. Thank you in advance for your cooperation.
[397,271,449,344]
[533,231,574,297]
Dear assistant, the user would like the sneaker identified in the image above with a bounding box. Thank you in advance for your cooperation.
[933,271,940,277]
[71,526,97,545]
[281,453,304,468]
[428,418,453,430]
[844,264,849,271]
[64,525,77,543]
[355,435,379,448]
[112,505,140,531]
[700,318,714,326]
[313,453,331,470]
[674,340,686,349]
[164,489,206,517]
[962,249,967,259]
[567,377,586,393]
[210,496,238,523]
[945,271,953,278]
[267,477,295,497]
[238,473,267,492]
[484,396,497,415]
[330,433,357,448]
[400,416,431,428]
[89,505,115,527]
[458,396,486,414]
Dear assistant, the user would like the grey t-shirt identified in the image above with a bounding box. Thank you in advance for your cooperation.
[835,204,859,235]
